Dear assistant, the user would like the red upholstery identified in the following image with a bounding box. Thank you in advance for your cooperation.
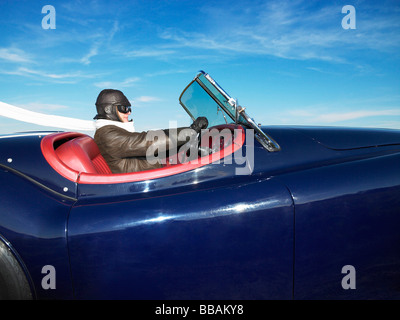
[41,125,245,184]
[55,136,112,175]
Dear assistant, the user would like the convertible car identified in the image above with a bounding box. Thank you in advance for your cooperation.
[0,71,400,300]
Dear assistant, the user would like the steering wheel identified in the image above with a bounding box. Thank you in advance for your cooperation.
[198,130,212,157]
[178,130,202,163]
[178,127,234,163]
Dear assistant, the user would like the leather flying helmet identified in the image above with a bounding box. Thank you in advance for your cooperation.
[94,89,131,122]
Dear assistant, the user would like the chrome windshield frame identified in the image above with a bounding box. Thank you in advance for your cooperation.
[179,71,281,152]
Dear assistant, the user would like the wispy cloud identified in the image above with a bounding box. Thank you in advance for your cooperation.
[55,20,119,66]
[0,47,32,63]
[265,93,400,129]
[135,96,162,103]
[157,0,400,63]
[131,95,163,108]
[80,45,99,65]
[124,48,176,58]
[94,77,141,88]
[288,109,400,124]
[15,67,81,79]
[1,66,96,84]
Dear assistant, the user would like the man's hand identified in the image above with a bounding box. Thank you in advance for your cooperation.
[190,117,208,133]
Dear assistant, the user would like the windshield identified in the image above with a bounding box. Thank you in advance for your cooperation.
[179,71,281,152]
[179,80,228,127]
[179,71,245,127]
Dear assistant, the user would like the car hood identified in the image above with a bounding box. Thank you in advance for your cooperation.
[276,126,400,150]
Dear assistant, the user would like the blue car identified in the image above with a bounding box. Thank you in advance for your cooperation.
[0,71,399,299]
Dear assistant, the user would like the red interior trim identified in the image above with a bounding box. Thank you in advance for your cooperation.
[41,131,86,182]
[41,125,245,185]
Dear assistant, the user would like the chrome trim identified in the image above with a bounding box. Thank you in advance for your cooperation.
[237,106,281,152]
[195,71,281,152]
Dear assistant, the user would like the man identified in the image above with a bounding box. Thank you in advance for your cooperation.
[93,89,208,173]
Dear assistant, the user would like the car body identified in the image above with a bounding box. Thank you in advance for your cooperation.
[0,71,400,299]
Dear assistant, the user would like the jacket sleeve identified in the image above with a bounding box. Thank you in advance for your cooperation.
[96,125,194,159]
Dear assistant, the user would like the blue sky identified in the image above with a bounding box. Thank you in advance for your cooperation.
[0,0,399,134]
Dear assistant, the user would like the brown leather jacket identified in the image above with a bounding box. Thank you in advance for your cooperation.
[94,125,191,173]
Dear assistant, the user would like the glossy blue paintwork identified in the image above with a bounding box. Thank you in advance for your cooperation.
[0,125,400,299]
[0,168,74,299]
[280,152,400,299]
[69,177,294,299]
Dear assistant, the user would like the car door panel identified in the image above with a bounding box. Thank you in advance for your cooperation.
[68,177,294,299]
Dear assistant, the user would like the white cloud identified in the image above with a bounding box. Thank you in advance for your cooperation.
[3,67,86,81]
[284,108,400,125]
[80,45,99,65]
[124,48,176,58]
[0,66,101,85]
[94,81,113,88]
[94,77,141,88]
[135,96,162,103]
[0,47,32,63]
[158,1,400,63]
[79,20,119,65]
[315,110,400,123]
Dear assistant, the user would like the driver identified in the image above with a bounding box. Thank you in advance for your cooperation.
[93,89,208,174]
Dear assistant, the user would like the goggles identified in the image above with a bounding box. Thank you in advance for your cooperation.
[116,105,131,114]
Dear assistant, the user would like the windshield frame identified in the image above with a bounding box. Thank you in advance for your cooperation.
[179,71,281,152]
